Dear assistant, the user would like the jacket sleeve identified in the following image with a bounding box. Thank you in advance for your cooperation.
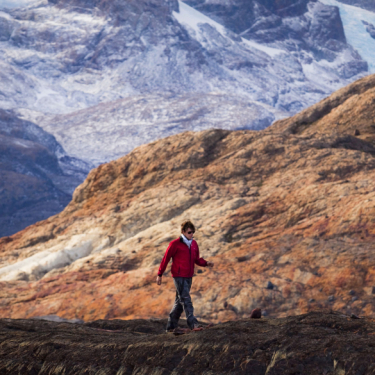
[158,241,177,276]
[194,243,208,267]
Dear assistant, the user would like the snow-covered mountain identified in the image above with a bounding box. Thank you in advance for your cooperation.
[0,0,371,164]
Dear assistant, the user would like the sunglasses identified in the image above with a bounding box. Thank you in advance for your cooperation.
[187,231,195,234]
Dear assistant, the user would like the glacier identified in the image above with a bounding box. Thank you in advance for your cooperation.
[321,0,375,73]
[0,234,99,281]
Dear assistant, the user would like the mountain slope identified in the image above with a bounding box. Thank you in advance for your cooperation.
[0,0,368,164]
[33,93,277,165]
[0,109,90,237]
[0,74,375,322]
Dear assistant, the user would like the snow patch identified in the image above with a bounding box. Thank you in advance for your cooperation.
[0,234,99,281]
[10,138,33,148]
[241,38,284,58]
[173,0,227,38]
[0,9,12,19]
[0,0,41,9]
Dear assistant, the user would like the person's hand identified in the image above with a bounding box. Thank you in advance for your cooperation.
[156,276,162,285]
[207,262,214,268]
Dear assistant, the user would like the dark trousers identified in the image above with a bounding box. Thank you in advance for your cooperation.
[166,277,198,330]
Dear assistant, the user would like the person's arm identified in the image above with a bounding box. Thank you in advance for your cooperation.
[156,242,176,285]
[195,243,214,267]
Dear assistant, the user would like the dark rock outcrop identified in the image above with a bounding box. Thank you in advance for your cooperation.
[362,20,375,40]
[0,109,90,237]
[1,311,375,374]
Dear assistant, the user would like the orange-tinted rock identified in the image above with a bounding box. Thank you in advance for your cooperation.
[1,75,375,322]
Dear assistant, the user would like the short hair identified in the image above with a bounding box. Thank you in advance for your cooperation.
[181,220,195,233]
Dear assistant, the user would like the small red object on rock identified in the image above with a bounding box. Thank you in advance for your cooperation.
[250,308,262,319]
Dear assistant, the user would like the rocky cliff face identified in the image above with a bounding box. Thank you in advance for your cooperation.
[185,0,349,61]
[0,109,90,237]
[0,74,375,323]
[0,0,368,164]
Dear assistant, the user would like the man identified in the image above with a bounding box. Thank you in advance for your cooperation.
[156,220,214,331]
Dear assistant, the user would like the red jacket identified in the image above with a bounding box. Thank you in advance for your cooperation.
[158,237,208,278]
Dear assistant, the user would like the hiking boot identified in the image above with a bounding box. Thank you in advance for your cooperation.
[173,327,191,335]
[192,323,204,331]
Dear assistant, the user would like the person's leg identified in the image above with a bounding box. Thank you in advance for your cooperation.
[179,277,198,329]
[166,278,184,331]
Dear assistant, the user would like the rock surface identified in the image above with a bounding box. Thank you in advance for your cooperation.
[1,311,375,374]
[0,109,90,237]
[1,74,375,322]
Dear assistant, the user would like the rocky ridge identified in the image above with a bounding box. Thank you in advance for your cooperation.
[0,74,375,322]
[1,311,375,374]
